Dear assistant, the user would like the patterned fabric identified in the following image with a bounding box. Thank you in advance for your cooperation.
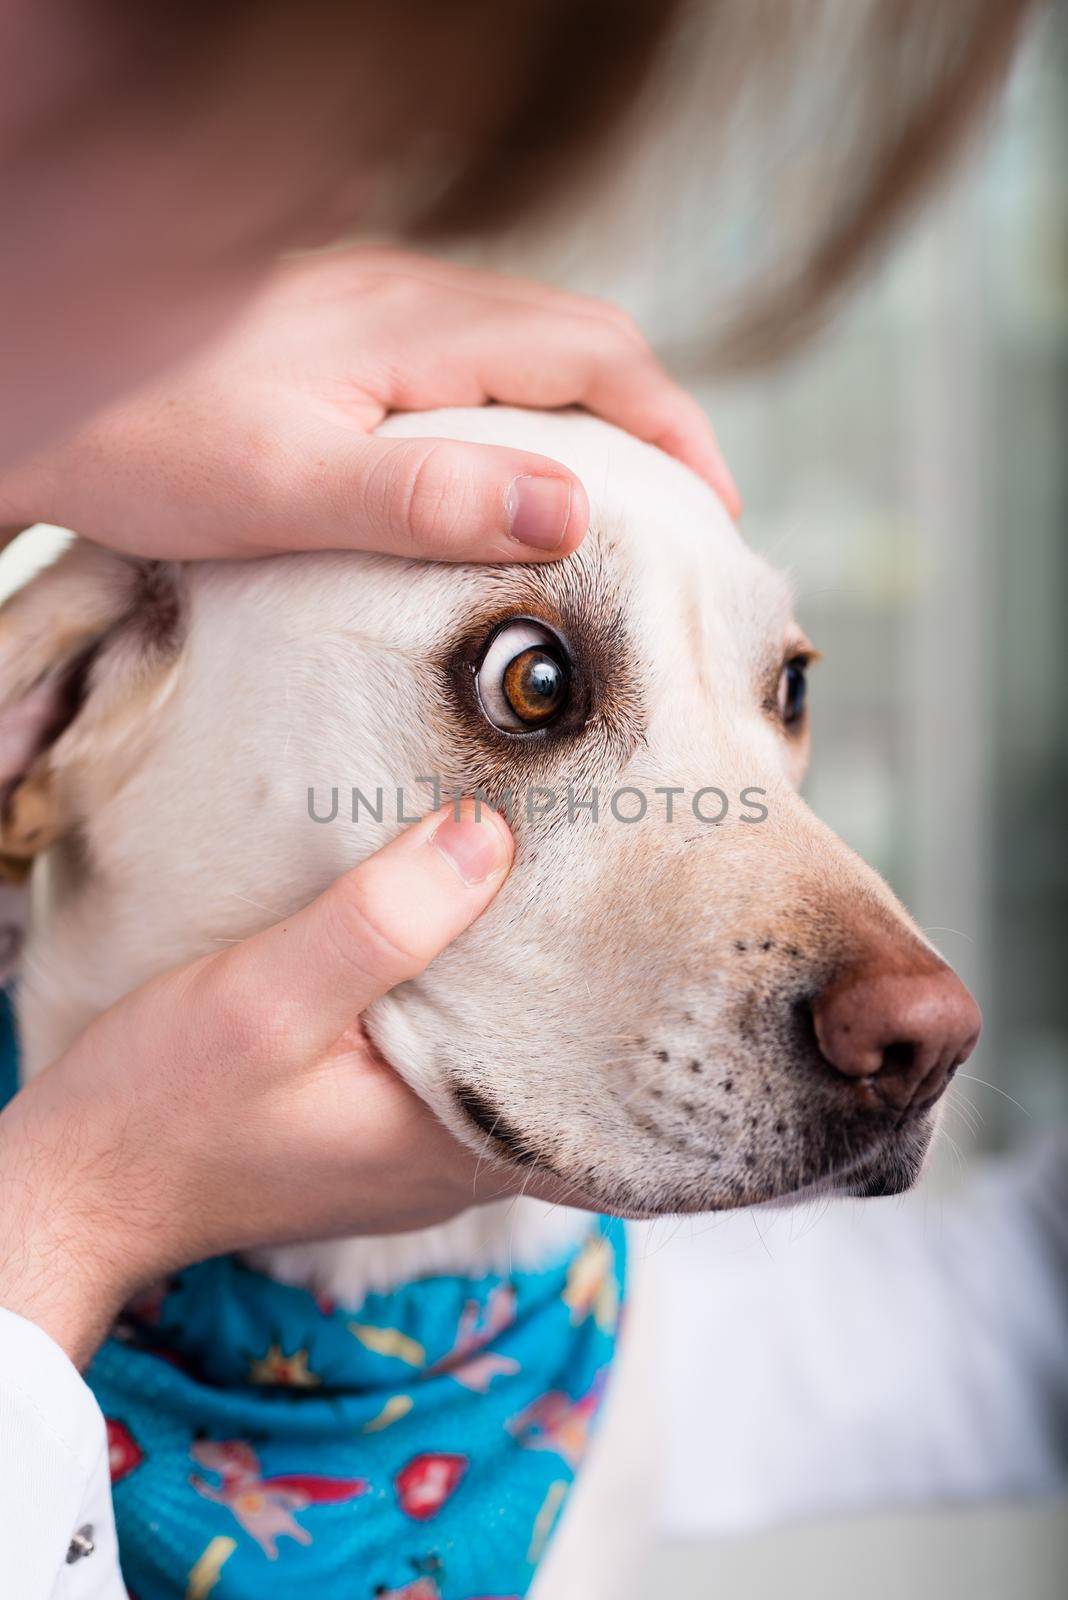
[0,993,625,1599]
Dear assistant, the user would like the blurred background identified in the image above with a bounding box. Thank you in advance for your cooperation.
[472,4,1067,1594]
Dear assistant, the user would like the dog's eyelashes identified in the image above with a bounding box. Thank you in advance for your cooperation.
[476,619,571,732]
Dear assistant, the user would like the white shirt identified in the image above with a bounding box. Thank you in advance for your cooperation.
[0,1309,124,1600]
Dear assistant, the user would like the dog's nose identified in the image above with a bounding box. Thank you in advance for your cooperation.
[812,963,981,1114]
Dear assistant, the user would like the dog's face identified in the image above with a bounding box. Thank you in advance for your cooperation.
[0,407,979,1216]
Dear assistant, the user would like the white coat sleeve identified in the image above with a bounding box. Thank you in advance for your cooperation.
[0,1307,125,1600]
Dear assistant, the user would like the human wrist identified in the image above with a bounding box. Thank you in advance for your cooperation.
[0,1081,145,1369]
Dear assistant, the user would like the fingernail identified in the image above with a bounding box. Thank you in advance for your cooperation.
[433,813,509,886]
[506,475,572,550]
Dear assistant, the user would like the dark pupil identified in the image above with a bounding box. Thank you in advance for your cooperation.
[784,661,806,721]
[525,657,559,703]
[504,647,565,722]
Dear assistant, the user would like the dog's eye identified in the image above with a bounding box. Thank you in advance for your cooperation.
[476,620,571,732]
[778,657,808,727]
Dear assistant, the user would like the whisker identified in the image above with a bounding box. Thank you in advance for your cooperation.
[954,1072,1031,1117]
[945,1096,982,1142]
[748,1209,775,1262]
[229,891,287,919]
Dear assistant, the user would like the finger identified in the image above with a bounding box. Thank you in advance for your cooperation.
[212,800,514,1057]
[582,364,743,520]
[293,248,740,515]
[346,247,649,349]
[444,321,741,519]
[306,433,589,561]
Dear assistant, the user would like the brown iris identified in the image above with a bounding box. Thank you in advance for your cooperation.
[501,647,567,724]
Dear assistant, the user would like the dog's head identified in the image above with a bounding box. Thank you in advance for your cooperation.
[0,407,979,1215]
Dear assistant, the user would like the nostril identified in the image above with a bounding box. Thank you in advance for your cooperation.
[881,1040,917,1074]
[811,960,982,1113]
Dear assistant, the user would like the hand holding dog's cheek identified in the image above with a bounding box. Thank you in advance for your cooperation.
[0,249,739,559]
[0,802,527,1369]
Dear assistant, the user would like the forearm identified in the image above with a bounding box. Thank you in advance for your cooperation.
[0,1088,132,1370]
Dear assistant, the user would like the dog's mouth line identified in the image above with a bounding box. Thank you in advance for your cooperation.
[453,1092,930,1213]
[448,1123,883,1217]
[451,1082,549,1172]
[442,1050,938,1213]
[363,1038,555,1178]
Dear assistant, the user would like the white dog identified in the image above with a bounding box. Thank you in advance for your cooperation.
[0,407,980,1598]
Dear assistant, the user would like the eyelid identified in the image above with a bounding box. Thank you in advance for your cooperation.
[476,619,566,732]
[479,620,554,676]
[785,640,822,667]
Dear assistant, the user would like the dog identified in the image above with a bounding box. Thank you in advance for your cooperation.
[0,406,980,1598]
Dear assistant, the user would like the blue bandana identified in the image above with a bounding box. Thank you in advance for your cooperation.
[0,995,625,1600]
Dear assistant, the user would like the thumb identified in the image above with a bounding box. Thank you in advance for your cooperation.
[311,432,588,561]
[211,800,514,1058]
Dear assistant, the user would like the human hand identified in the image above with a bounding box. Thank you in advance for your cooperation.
[0,801,566,1369]
[0,248,739,562]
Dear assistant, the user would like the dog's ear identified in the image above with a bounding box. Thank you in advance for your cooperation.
[0,540,183,880]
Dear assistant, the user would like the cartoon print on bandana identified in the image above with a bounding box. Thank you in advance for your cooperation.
[351,1281,520,1393]
[247,1342,321,1387]
[74,1212,622,1598]
[106,1418,145,1484]
[377,1587,519,1600]
[190,1438,369,1557]
[41,1126,621,1600]
[562,1233,620,1333]
[375,1573,443,1600]
[372,1552,521,1600]
[427,1283,521,1391]
[508,1369,608,1471]
[186,1535,237,1600]
[394,1452,468,1520]
[374,1555,524,1600]
[373,1553,445,1599]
